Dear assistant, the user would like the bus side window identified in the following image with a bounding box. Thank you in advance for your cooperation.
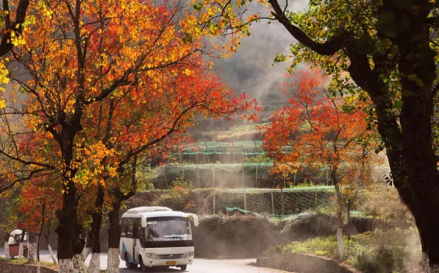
[121,218,128,237]
[127,218,133,238]
[135,219,144,241]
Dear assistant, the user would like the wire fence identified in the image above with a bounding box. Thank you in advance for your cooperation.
[146,163,333,189]
[137,141,390,217]
[187,187,336,216]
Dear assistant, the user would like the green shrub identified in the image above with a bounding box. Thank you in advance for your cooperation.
[356,245,407,273]
[169,176,191,210]
[265,229,421,273]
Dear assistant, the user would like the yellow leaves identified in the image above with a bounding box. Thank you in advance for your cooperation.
[183,68,193,76]
[71,141,119,187]
[0,61,10,86]
[0,100,6,109]
[246,14,260,22]
[37,1,54,17]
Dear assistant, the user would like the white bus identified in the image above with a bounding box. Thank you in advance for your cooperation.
[120,206,198,271]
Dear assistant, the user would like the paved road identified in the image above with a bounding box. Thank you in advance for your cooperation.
[119,259,286,273]
[0,249,286,273]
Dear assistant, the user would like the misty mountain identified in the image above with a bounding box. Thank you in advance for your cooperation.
[192,0,309,133]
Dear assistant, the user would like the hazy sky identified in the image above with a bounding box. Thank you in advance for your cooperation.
[213,0,309,103]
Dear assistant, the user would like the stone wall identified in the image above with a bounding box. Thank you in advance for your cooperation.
[256,253,361,273]
[0,263,56,273]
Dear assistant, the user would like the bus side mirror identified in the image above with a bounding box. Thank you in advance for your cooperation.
[186,213,199,227]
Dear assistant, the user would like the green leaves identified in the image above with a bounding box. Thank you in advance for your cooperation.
[393,100,404,110]
[274,53,288,63]
[192,2,203,11]
[182,33,193,43]
[407,74,424,87]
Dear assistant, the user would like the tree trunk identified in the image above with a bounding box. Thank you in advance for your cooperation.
[4,232,10,261]
[107,248,120,273]
[72,221,86,273]
[88,183,105,273]
[4,241,10,261]
[268,0,439,268]
[82,230,91,260]
[394,6,439,269]
[19,241,23,261]
[423,253,439,273]
[107,201,121,273]
[346,200,351,240]
[334,183,345,259]
[28,242,36,263]
[72,254,86,273]
[59,259,74,273]
[48,244,57,264]
[56,179,77,272]
[56,180,86,273]
[28,234,36,263]
[106,156,138,273]
[89,253,101,273]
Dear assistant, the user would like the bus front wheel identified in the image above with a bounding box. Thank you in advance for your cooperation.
[125,253,137,269]
[139,256,147,272]
[180,265,187,271]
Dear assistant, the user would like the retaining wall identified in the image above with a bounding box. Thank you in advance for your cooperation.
[256,253,360,273]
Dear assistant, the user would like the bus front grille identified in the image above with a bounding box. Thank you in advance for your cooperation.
[158,254,184,259]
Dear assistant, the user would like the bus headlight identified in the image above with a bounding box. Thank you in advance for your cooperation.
[145,253,159,259]
[183,251,194,258]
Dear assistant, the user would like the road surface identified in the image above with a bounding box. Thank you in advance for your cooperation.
[0,249,287,273]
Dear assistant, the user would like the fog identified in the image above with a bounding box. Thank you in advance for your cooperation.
[213,0,308,102]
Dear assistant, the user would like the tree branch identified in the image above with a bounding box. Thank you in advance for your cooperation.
[0,0,29,57]
[268,0,350,55]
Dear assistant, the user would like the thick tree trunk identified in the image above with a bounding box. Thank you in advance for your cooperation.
[394,4,439,269]
[107,156,138,273]
[4,241,10,260]
[423,253,439,273]
[88,183,105,273]
[28,233,36,263]
[56,180,85,273]
[19,241,23,261]
[72,254,86,273]
[107,248,120,273]
[72,221,85,273]
[88,253,101,273]
[28,242,36,263]
[59,259,74,273]
[56,179,76,272]
[107,201,121,273]
[269,0,439,269]
[347,13,439,270]
[4,232,10,261]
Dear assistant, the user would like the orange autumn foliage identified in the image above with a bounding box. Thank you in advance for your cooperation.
[263,68,371,188]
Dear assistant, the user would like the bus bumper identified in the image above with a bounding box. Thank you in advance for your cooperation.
[145,258,193,267]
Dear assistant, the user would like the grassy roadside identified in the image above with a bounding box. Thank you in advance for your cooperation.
[0,257,58,271]
[0,258,108,272]
[264,229,422,273]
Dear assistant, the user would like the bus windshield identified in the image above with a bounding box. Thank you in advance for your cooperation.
[145,217,192,241]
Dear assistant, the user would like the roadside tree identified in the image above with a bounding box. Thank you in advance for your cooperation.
[262,68,370,258]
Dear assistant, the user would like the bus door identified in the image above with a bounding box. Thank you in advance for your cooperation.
[133,218,143,263]
[132,219,138,262]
